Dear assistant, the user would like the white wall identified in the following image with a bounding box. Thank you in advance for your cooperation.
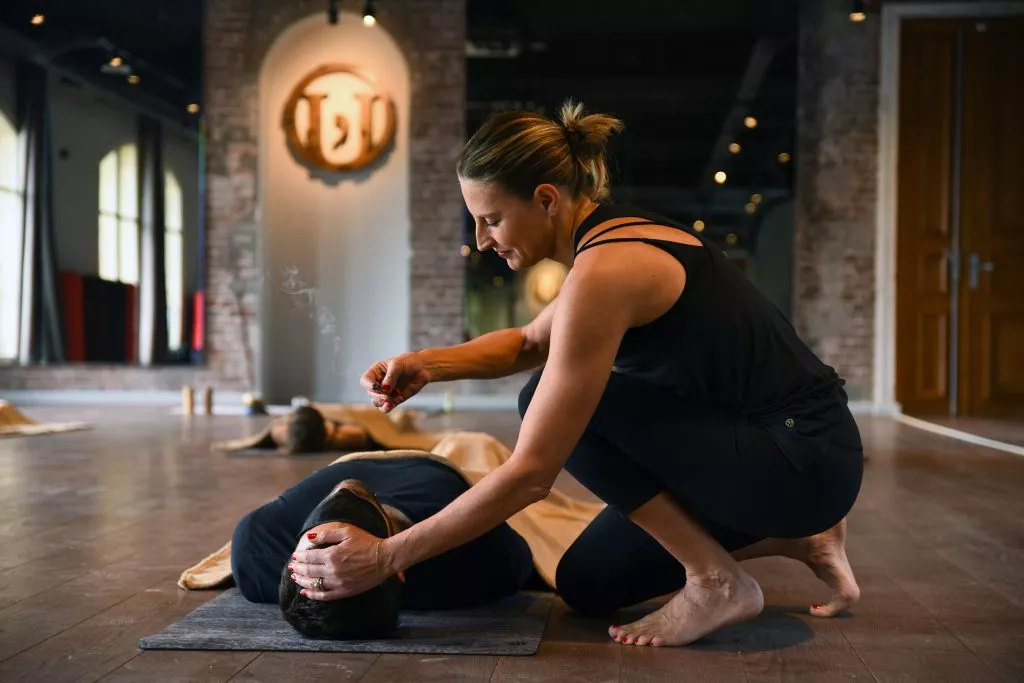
[259,12,411,403]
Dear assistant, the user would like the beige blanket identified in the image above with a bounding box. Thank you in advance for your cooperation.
[180,430,604,591]
[0,401,90,438]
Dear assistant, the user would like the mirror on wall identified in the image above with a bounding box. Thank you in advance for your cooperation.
[0,1,205,367]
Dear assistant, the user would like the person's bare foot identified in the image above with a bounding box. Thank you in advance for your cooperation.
[789,519,860,617]
[608,569,764,647]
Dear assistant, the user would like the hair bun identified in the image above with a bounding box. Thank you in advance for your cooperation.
[558,100,624,162]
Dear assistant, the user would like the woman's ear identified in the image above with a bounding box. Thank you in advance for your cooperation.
[534,184,561,216]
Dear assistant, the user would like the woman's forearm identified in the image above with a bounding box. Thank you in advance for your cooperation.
[417,327,545,382]
[381,458,551,575]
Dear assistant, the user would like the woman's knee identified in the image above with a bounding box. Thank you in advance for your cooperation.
[555,546,620,617]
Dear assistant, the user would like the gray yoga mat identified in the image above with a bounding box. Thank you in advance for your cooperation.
[139,588,553,656]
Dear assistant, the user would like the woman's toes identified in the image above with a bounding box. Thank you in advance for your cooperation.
[635,634,654,646]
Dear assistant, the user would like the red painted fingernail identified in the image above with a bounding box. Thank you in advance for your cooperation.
[382,384,391,391]
[290,573,297,580]
[291,555,296,560]
[811,604,822,609]
[300,589,307,597]
[288,565,294,572]
[307,533,317,540]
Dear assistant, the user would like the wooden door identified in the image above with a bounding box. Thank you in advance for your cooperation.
[895,20,958,416]
[959,18,1024,417]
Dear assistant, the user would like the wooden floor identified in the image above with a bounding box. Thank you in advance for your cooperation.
[0,406,1022,682]
[909,415,1024,448]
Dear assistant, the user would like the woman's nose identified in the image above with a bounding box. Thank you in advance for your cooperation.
[475,224,492,251]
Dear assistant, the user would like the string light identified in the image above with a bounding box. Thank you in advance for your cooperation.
[187,103,200,114]
[745,202,756,215]
[728,142,741,154]
[714,171,727,184]
[744,116,758,129]
[693,220,705,233]
[751,193,763,204]
[492,276,505,288]
[459,244,471,257]
[725,233,738,245]
[31,14,45,25]
[778,152,791,164]
[850,0,867,22]
[127,74,141,85]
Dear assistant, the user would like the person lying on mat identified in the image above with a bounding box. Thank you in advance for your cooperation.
[289,100,865,647]
[216,405,374,454]
[231,455,537,638]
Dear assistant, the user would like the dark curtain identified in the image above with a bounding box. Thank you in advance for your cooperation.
[138,115,168,365]
[15,61,64,365]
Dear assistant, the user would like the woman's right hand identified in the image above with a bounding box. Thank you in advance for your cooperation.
[360,352,431,412]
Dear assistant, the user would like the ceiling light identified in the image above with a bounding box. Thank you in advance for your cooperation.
[110,57,123,67]
[127,74,141,85]
[187,103,200,114]
[714,171,727,184]
[745,203,756,214]
[778,152,791,164]
[751,193,763,204]
[363,0,377,26]
[31,14,44,26]
[744,116,758,129]
[728,142,741,154]
[693,220,705,233]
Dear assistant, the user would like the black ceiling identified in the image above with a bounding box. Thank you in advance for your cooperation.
[0,0,799,232]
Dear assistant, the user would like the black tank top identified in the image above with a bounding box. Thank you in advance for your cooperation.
[574,203,860,468]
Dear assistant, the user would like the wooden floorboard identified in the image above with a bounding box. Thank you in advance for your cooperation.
[0,407,1022,681]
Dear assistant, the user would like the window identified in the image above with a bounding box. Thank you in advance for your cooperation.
[164,171,184,352]
[98,144,139,284]
[0,112,23,361]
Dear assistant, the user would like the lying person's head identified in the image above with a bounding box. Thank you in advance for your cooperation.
[281,406,327,453]
[279,480,403,639]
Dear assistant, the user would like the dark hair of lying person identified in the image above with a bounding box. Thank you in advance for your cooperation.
[278,489,403,639]
[284,406,327,453]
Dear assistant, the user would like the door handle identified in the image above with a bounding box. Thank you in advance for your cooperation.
[944,249,961,283]
[968,252,994,290]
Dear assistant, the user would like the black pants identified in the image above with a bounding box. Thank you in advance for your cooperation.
[231,458,534,609]
[519,369,864,616]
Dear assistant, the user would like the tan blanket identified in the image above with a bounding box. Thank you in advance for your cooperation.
[0,401,90,438]
[180,430,604,590]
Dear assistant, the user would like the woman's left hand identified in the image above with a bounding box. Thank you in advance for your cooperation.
[289,525,389,601]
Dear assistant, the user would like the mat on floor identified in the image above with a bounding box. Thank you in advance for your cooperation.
[139,588,553,656]
[0,401,90,438]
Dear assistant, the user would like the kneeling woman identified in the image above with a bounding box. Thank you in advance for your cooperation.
[293,102,864,647]
[232,455,536,637]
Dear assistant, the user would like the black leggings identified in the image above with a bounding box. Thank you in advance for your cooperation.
[518,369,864,616]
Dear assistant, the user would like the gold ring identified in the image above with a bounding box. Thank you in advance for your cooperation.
[314,577,324,592]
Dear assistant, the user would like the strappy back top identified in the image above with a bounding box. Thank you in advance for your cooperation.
[573,203,859,468]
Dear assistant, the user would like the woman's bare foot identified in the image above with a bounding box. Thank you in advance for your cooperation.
[608,569,764,647]
[789,519,859,617]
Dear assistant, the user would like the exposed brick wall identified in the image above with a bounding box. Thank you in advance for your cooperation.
[1,0,466,394]
[793,0,880,400]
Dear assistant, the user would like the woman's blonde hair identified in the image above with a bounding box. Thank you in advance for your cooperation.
[457,100,624,202]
